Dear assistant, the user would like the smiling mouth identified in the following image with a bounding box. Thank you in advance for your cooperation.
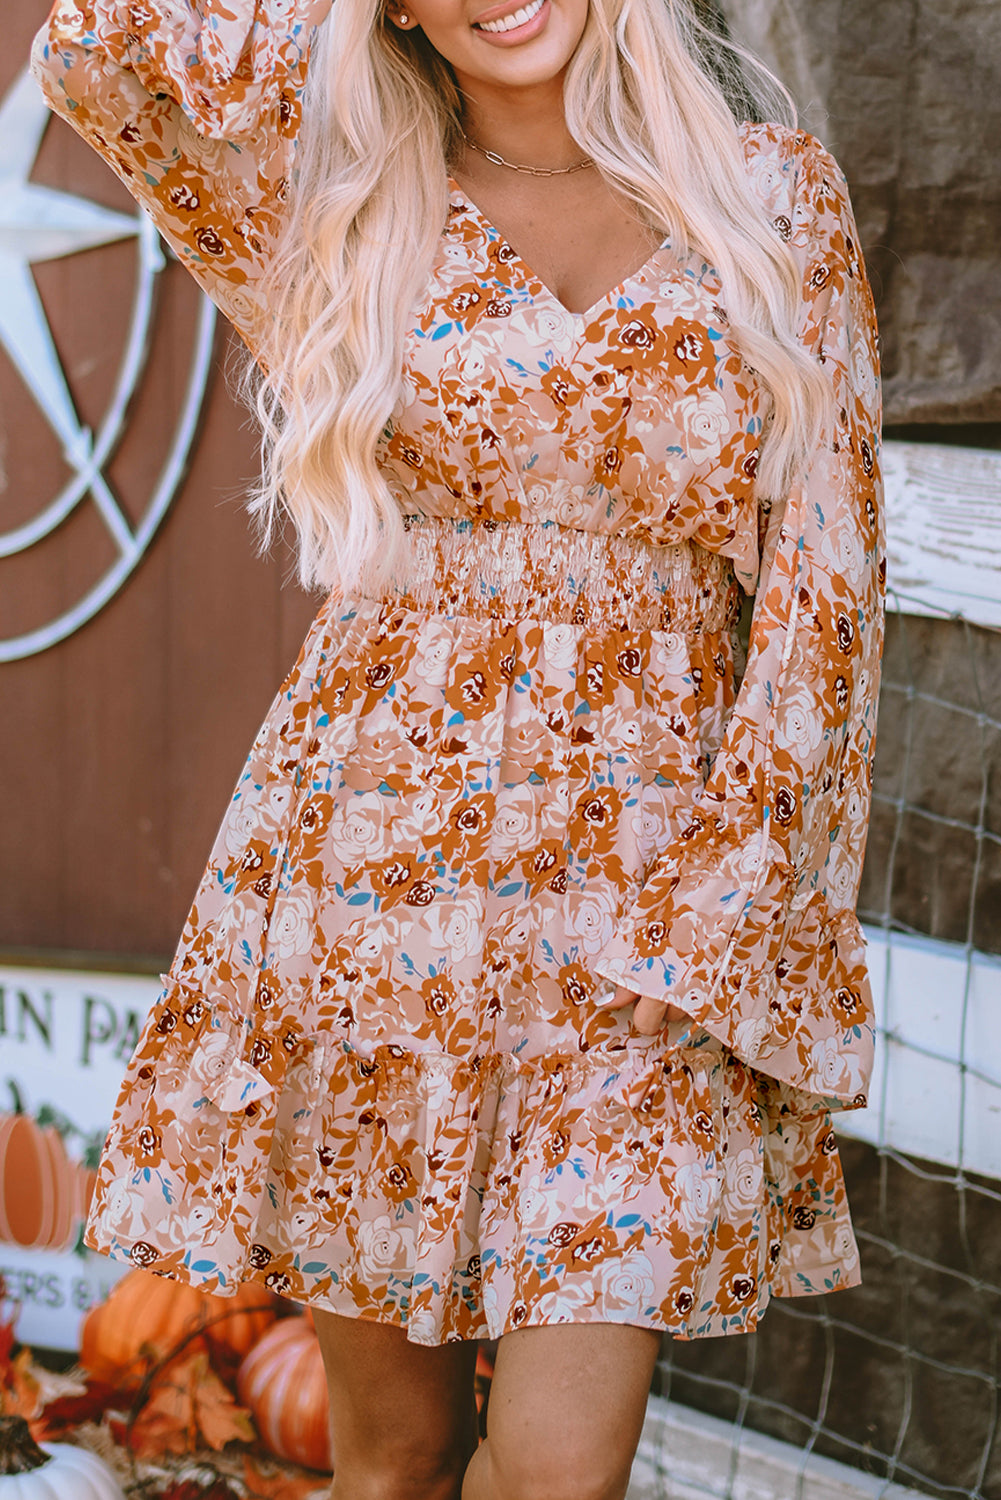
[474,0,546,33]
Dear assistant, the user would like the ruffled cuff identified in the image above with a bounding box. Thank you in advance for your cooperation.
[592,815,874,1109]
[47,0,325,138]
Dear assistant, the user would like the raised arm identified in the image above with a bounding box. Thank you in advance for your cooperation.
[31,0,331,345]
[594,130,885,1110]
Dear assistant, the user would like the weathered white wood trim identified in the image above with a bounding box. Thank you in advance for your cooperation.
[628,1395,928,1500]
[837,928,1001,1179]
[883,440,1001,629]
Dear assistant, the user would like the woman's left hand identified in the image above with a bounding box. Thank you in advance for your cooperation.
[597,986,688,1034]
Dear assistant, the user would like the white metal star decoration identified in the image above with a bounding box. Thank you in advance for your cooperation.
[0,65,216,661]
[0,67,142,462]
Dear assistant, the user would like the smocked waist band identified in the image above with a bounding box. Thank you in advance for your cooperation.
[362,515,739,634]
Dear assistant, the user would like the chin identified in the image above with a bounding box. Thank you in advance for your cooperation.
[465,39,577,87]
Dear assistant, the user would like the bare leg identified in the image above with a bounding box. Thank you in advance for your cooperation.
[462,1322,661,1500]
[313,1308,480,1500]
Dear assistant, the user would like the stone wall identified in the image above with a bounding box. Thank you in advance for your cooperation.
[720,0,1001,426]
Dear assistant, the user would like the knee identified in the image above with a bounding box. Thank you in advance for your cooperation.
[476,1437,631,1500]
[334,1433,473,1500]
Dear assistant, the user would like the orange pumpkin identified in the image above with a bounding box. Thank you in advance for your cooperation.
[81,1268,278,1385]
[76,1163,98,1224]
[0,1111,78,1252]
[237,1315,332,1472]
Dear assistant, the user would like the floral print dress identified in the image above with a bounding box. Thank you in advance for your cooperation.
[34,0,884,1345]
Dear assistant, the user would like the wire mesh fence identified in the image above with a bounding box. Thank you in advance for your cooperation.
[651,597,1001,1500]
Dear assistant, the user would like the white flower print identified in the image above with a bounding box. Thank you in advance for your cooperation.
[190,1032,236,1091]
[676,389,731,463]
[524,483,555,519]
[554,490,586,526]
[415,621,456,687]
[493,784,539,856]
[159,1201,226,1250]
[783,684,825,757]
[597,704,644,756]
[223,796,262,858]
[543,622,579,672]
[594,1252,657,1314]
[347,913,406,964]
[514,1183,554,1233]
[425,899,482,965]
[808,1036,850,1096]
[327,792,390,864]
[269,891,316,961]
[733,1015,770,1060]
[649,631,690,676]
[656,279,711,318]
[831,1222,860,1269]
[581,1157,640,1214]
[100,1181,153,1240]
[820,516,865,584]
[355,1215,405,1281]
[393,788,444,845]
[563,888,618,955]
[507,306,578,353]
[748,155,786,203]
[416,1057,458,1113]
[722,1148,761,1211]
[530,1283,595,1322]
[675,1162,720,1233]
[826,847,856,909]
[406,1307,444,1346]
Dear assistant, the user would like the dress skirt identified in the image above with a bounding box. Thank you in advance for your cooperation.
[84,515,860,1345]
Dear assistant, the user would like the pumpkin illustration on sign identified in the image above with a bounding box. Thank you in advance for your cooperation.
[0,1414,126,1500]
[0,1084,99,1253]
[80,1269,278,1387]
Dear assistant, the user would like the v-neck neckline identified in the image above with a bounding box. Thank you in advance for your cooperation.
[447,176,671,322]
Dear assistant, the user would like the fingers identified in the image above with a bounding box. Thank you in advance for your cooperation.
[595,986,689,1034]
[631,996,670,1034]
[594,989,683,1122]
[594,984,641,1011]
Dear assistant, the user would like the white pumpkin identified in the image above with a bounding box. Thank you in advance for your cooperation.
[0,1418,126,1500]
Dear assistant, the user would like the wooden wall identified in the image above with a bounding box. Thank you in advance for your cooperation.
[1,3,317,965]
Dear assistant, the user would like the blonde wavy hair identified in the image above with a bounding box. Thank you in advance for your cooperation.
[249,0,832,595]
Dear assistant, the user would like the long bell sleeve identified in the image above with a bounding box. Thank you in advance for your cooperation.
[31,0,330,343]
[593,130,885,1110]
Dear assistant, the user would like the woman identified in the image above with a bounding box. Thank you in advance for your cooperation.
[33,0,883,1493]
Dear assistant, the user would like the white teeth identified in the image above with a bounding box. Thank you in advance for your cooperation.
[477,0,544,33]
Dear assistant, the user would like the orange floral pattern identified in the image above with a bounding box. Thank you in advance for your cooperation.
[34,0,883,1344]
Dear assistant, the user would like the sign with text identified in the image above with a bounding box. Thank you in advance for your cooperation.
[0,965,160,1350]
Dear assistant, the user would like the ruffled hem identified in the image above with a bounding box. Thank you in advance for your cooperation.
[83,985,859,1344]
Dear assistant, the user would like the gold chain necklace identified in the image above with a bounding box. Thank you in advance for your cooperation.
[458,128,593,177]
